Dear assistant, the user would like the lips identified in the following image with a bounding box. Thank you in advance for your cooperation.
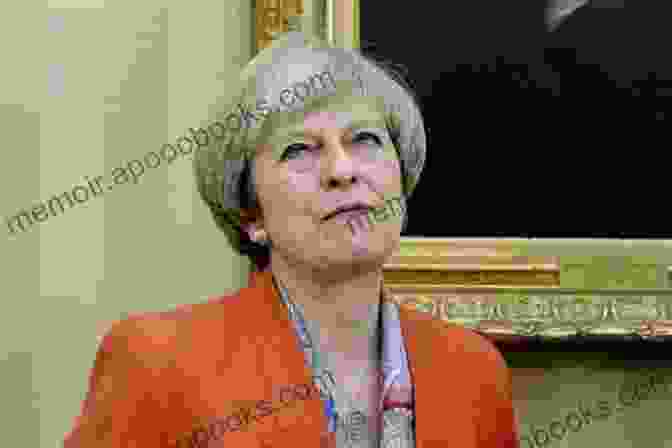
[323,205,373,221]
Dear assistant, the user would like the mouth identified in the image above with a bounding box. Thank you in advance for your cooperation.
[323,205,373,221]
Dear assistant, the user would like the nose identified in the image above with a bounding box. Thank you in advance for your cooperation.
[321,138,358,190]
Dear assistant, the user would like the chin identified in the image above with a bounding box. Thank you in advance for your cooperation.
[277,226,400,272]
[311,239,398,272]
[309,255,385,278]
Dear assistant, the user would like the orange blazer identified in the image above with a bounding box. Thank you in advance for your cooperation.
[64,270,518,447]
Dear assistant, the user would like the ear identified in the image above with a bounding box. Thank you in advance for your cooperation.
[242,222,266,242]
[239,208,265,241]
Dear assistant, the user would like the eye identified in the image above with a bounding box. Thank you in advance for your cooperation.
[281,143,314,161]
[353,131,383,146]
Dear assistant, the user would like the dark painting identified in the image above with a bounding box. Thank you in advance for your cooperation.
[361,1,672,239]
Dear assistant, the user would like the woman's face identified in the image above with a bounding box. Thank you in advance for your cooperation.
[251,91,404,273]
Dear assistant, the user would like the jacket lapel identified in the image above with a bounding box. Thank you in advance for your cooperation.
[246,270,327,446]
[397,305,434,446]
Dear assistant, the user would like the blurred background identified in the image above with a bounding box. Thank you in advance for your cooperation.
[360,0,672,239]
[1,1,253,446]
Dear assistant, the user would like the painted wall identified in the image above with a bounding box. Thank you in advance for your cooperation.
[0,1,252,446]
[507,348,672,448]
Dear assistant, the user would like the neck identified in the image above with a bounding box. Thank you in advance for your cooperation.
[269,253,383,355]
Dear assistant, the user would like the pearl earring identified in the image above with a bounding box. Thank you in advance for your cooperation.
[251,228,269,246]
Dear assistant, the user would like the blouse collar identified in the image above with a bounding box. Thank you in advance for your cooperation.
[270,272,413,411]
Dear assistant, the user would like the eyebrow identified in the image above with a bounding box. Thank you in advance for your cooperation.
[284,119,387,140]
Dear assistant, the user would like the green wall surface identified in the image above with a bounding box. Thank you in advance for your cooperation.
[510,239,672,288]
[505,348,672,447]
[0,1,252,446]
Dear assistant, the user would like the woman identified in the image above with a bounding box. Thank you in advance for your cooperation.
[64,32,518,448]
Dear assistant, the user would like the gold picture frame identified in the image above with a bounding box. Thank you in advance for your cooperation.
[383,238,672,341]
[255,0,359,53]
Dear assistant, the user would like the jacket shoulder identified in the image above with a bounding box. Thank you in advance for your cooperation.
[64,288,249,447]
[399,305,519,447]
[402,305,505,356]
[399,304,511,384]
[64,315,176,447]
[109,287,249,344]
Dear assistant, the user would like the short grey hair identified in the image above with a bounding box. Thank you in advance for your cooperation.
[193,32,427,270]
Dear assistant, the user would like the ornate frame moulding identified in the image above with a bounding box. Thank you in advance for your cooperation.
[383,237,562,288]
[255,0,359,53]
[255,0,303,53]
[388,287,672,342]
[383,238,672,342]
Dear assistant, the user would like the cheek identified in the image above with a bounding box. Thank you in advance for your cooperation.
[265,174,319,223]
[256,162,315,207]
[284,153,321,172]
[380,157,401,176]
[371,144,401,173]
[366,156,402,190]
[285,172,321,195]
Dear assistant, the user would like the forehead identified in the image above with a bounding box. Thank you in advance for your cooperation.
[261,89,387,138]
